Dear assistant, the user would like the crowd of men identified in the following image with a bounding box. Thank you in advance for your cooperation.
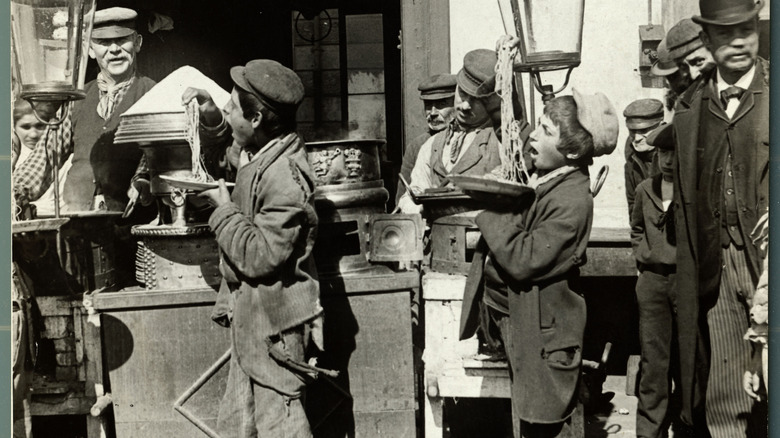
[11,0,769,437]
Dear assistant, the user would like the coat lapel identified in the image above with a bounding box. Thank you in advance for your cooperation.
[673,84,705,261]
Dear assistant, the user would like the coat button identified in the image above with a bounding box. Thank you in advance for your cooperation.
[713,209,720,217]
[716,167,723,173]
[726,189,734,195]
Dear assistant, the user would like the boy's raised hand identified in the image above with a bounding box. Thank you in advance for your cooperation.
[182,87,222,127]
[197,179,232,208]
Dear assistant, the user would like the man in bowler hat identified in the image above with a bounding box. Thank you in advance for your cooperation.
[398,49,503,214]
[672,0,768,436]
[186,60,322,437]
[396,74,457,203]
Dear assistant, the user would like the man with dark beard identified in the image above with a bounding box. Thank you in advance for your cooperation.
[396,74,457,203]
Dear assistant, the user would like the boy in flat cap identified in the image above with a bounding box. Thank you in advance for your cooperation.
[13,7,154,214]
[623,98,664,218]
[398,49,503,214]
[630,123,683,438]
[396,73,457,203]
[672,0,769,436]
[459,90,618,438]
[666,18,716,82]
[184,59,321,437]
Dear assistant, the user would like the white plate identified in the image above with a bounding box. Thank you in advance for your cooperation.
[159,175,235,191]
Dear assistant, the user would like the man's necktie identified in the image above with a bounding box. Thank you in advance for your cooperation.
[720,86,745,107]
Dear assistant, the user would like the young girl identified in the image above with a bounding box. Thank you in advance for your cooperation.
[459,90,618,437]
[12,99,50,170]
[11,98,71,216]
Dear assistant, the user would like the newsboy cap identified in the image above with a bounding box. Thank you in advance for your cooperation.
[457,49,498,98]
[666,19,704,61]
[230,59,305,115]
[418,74,457,100]
[646,123,674,151]
[92,7,137,39]
[623,99,664,130]
[693,0,764,26]
[572,89,619,158]
[651,38,680,77]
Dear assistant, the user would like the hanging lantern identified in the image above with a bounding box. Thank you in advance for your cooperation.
[510,0,585,98]
[11,0,97,103]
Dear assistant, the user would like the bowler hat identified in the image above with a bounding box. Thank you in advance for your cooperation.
[666,19,704,61]
[623,99,664,130]
[418,74,457,100]
[230,59,305,115]
[646,123,674,151]
[456,49,498,98]
[651,39,679,77]
[572,89,619,158]
[92,7,137,39]
[693,0,764,26]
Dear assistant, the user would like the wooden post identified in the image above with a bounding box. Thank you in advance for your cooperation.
[400,0,451,155]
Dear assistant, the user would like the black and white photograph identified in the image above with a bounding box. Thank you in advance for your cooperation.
[9,0,773,437]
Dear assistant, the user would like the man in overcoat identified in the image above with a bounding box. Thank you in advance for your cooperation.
[671,0,768,436]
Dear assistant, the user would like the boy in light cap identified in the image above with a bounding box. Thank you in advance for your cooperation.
[459,90,618,437]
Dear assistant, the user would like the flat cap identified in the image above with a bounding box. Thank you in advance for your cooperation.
[418,74,457,100]
[693,0,764,26]
[651,39,679,77]
[456,49,498,98]
[623,99,664,130]
[666,19,704,61]
[230,59,305,115]
[572,88,619,158]
[646,123,674,151]
[92,7,137,39]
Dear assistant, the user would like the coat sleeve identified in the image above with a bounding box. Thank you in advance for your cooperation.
[476,197,582,283]
[209,160,308,280]
[630,187,646,260]
[624,160,637,221]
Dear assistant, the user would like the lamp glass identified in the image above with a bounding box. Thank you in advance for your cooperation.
[513,0,585,72]
[11,0,96,102]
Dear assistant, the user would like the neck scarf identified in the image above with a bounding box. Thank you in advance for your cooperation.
[96,73,135,120]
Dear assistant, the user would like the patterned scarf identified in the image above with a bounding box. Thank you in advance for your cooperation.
[96,73,135,120]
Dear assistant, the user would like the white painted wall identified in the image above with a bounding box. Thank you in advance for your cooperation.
[447,0,686,229]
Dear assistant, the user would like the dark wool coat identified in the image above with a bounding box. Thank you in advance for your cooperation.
[671,57,769,425]
[460,168,593,423]
[209,133,321,397]
[630,174,676,267]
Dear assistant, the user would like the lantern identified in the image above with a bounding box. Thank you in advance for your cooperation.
[11,0,96,219]
[11,0,96,104]
[510,0,585,99]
